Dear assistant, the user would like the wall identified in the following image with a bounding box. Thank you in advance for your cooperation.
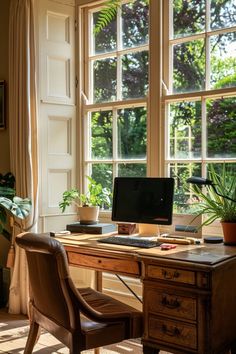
[0,0,10,174]
[0,0,11,308]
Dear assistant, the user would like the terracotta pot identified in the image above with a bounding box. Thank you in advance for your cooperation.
[78,206,99,225]
[221,221,236,245]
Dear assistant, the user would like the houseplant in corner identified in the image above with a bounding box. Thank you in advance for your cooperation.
[188,165,236,245]
[0,173,31,236]
[59,176,111,225]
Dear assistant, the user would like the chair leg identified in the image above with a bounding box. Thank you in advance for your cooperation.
[24,321,41,354]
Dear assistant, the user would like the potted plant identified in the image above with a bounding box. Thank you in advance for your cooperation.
[0,173,31,236]
[188,165,236,245]
[59,176,111,225]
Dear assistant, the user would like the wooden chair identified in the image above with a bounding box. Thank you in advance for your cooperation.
[16,233,143,353]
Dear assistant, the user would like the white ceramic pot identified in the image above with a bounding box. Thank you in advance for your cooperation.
[78,206,99,225]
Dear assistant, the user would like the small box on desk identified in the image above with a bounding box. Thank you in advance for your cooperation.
[117,223,136,235]
[66,222,116,234]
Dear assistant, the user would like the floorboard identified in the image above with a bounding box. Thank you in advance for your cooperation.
[0,308,169,353]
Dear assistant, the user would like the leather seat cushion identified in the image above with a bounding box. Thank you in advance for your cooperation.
[79,287,143,338]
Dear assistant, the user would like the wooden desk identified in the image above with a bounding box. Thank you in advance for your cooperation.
[56,233,236,354]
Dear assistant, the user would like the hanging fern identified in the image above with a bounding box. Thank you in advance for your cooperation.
[94,0,121,35]
[94,0,149,35]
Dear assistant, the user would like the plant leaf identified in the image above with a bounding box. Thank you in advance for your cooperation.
[0,196,31,220]
[94,0,121,35]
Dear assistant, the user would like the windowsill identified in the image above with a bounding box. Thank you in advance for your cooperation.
[98,211,223,237]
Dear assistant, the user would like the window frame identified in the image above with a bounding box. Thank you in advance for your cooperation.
[78,0,150,193]
[77,0,236,230]
[162,1,236,180]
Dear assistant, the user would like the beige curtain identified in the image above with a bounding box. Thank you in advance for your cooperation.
[8,0,38,315]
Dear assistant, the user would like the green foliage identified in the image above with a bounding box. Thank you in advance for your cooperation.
[0,185,15,199]
[0,173,31,234]
[0,172,15,189]
[0,195,31,233]
[0,196,31,219]
[91,0,236,213]
[94,0,149,35]
[59,176,111,212]
[94,0,121,35]
[189,165,236,225]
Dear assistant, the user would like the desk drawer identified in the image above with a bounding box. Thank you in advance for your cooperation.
[148,315,197,350]
[147,265,195,285]
[146,288,197,321]
[67,252,140,276]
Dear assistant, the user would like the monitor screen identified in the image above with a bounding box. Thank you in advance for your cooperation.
[112,177,174,225]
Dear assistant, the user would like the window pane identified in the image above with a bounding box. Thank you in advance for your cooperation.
[118,107,147,159]
[211,0,236,30]
[173,0,205,38]
[207,163,236,177]
[169,163,202,213]
[91,163,113,196]
[93,58,117,103]
[122,0,149,49]
[207,97,236,158]
[91,111,112,159]
[118,163,146,177]
[169,101,202,159]
[122,51,149,99]
[173,39,205,93]
[93,12,117,54]
[210,32,236,89]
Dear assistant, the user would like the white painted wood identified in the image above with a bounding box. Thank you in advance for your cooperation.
[37,0,76,229]
[39,0,75,105]
[47,11,70,43]
[47,56,71,100]
[51,0,75,6]
[48,116,72,155]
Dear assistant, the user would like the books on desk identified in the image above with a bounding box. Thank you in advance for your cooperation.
[66,222,116,234]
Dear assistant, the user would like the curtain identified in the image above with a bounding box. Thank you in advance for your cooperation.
[8,0,38,315]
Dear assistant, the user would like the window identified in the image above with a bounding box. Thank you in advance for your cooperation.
[81,0,149,194]
[163,0,236,213]
[79,0,236,213]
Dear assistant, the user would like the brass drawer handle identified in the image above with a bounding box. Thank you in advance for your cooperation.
[161,296,181,309]
[162,269,180,280]
[161,324,181,337]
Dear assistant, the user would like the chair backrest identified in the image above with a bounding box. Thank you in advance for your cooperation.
[16,233,79,330]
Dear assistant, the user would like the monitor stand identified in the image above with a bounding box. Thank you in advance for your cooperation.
[138,223,160,237]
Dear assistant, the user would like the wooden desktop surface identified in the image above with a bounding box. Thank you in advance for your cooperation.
[56,233,236,354]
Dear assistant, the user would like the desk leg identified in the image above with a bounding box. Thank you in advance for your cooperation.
[94,271,102,354]
[143,345,160,354]
[95,271,103,292]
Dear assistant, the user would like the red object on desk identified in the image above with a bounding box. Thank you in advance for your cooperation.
[161,244,177,250]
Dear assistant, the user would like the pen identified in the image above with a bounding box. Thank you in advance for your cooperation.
[161,234,187,239]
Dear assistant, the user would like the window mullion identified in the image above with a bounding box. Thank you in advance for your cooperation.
[113,108,118,178]
[84,111,91,161]
[117,5,122,101]
[89,59,94,103]
[201,98,207,166]
[205,0,211,91]
[165,104,170,161]
[117,56,122,101]
[206,0,211,32]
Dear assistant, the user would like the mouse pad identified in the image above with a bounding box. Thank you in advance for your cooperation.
[164,248,233,264]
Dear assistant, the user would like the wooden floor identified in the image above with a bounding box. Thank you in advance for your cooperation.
[0,308,169,353]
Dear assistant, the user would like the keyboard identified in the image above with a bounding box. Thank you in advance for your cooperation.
[97,236,161,248]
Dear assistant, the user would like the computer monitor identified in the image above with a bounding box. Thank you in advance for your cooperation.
[112,177,174,226]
